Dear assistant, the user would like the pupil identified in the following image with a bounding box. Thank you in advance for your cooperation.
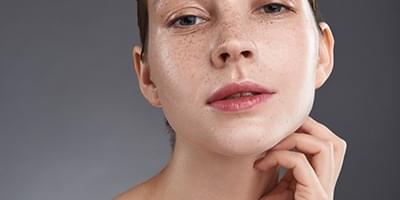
[179,16,196,26]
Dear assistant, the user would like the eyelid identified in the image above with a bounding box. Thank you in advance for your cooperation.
[165,7,209,27]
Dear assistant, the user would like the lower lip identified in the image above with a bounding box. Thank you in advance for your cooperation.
[208,93,273,112]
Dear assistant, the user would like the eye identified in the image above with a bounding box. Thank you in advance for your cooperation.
[170,15,206,28]
[261,3,289,14]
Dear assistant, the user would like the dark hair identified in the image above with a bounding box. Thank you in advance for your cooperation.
[135,0,323,149]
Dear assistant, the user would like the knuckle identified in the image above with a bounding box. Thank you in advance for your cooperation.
[294,152,308,163]
[332,135,347,152]
[337,138,347,151]
[322,140,334,152]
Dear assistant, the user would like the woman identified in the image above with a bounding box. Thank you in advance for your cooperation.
[115,0,347,199]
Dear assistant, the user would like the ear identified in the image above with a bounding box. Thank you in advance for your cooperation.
[315,22,335,89]
[133,45,162,108]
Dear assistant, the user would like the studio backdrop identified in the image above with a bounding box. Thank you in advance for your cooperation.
[0,0,399,199]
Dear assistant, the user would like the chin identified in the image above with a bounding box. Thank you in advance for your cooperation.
[165,92,314,158]
[203,110,310,158]
[204,123,286,158]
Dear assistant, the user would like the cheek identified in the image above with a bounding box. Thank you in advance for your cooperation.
[147,33,227,150]
[147,32,211,115]
[255,21,318,129]
[146,17,319,155]
[276,28,317,108]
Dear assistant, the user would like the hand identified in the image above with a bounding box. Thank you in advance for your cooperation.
[254,116,347,200]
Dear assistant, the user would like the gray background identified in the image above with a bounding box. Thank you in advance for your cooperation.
[0,0,399,199]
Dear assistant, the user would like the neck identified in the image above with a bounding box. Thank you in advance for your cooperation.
[151,137,279,200]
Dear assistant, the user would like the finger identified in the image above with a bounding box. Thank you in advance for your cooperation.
[255,150,323,190]
[271,133,334,192]
[261,170,296,200]
[297,116,342,144]
[269,168,295,193]
[281,169,297,192]
[297,116,347,182]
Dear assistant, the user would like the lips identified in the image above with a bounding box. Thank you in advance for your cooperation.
[206,81,275,104]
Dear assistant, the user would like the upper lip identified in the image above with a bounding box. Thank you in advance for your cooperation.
[206,81,275,104]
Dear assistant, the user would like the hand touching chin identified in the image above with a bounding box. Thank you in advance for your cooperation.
[255,116,347,200]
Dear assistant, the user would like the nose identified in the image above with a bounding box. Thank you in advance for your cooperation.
[211,38,258,68]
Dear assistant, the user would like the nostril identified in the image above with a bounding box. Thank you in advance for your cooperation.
[242,50,251,58]
[220,53,229,61]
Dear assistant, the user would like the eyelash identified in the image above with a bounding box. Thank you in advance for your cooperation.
[168,3,292,28]
[261,3,292,14]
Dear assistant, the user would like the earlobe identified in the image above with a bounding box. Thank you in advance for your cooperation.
[315,22,335,89]
[132,45,162,108]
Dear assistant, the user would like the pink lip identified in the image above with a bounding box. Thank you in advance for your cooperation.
[206,81,276,112]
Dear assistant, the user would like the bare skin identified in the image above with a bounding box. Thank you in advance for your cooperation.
[114,0,346,199]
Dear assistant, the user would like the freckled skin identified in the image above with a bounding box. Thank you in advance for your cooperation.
[147,0,320,156]
[119,0,337,199]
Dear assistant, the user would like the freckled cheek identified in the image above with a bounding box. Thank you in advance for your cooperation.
[171,36,209,65]
[151,37,210,105]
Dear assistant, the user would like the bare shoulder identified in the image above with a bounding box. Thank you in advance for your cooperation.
[113,168,165,200]
[113,181,152,200]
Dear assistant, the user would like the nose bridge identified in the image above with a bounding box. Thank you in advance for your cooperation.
[211,13,258,68]
[219,9,247,41]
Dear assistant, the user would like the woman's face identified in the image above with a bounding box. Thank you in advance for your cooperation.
[137,0,332,156]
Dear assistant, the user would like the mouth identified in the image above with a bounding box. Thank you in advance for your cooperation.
[206,81,276,112]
